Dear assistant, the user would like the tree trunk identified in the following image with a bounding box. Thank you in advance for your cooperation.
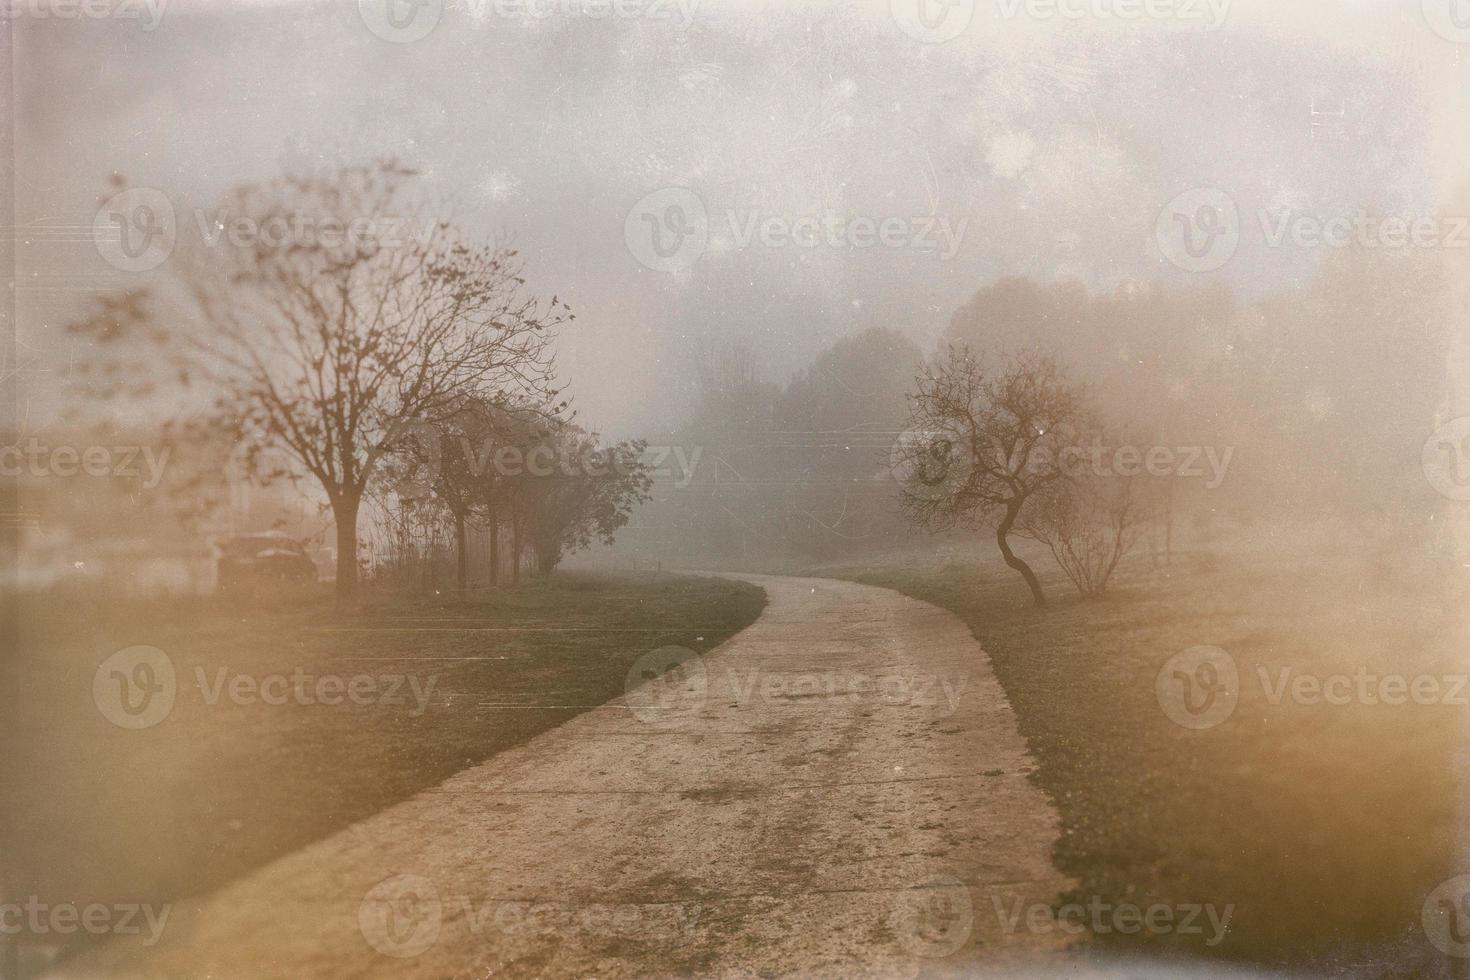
[453,511,467,593]
[486,504,499,587]
[510,513,522,586]
[333,491,361,598]
[996,500,1046,608]
[534,544,559,577]
[1162,481,1174,566]
[1155,423,1174,567]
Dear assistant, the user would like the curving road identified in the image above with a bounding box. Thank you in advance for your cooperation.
[56,574,1074,978]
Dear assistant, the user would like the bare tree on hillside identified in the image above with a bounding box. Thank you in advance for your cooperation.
[895,347,1086,607]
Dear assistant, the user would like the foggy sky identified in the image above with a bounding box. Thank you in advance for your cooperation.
[13,0,1470,436]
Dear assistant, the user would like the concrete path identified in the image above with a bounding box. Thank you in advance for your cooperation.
[56,574,1073,978]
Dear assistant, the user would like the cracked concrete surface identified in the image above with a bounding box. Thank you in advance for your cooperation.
[55,574,1074,978]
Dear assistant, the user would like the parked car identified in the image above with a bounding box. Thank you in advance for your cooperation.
[215,532,317,594]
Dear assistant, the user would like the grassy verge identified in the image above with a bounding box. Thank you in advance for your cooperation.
[826,541,1464,976]
[3,572,765,945]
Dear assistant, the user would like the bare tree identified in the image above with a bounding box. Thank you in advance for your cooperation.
[895,346,1085,607]
[1020,471,1151,598]
[69,162,570,597]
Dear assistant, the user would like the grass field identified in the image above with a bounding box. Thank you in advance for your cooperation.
[825,535,1466,977]
[2,571,765,962]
